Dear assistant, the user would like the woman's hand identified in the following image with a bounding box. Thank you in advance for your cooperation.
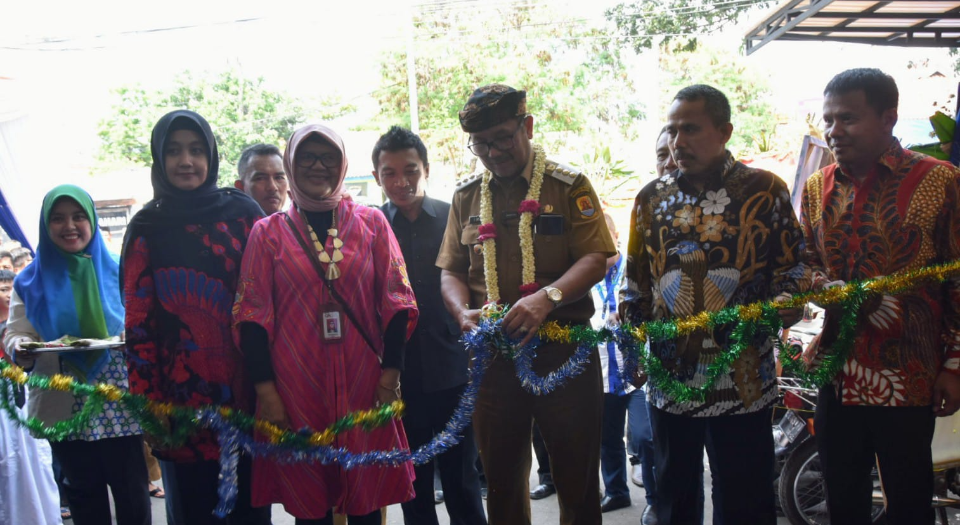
[377,368,402,406]
[12,338,37,369]
[255,382,290,430]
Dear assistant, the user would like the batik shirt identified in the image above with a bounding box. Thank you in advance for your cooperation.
[620,152,810,417]
[801,141,960,407]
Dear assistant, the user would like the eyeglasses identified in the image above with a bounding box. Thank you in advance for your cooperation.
[295,152,342,169]
[467,119,525,156]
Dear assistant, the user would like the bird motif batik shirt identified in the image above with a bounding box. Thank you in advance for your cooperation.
[620,152,810,417]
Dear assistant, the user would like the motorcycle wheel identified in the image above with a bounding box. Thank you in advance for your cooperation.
[778,438,886,525]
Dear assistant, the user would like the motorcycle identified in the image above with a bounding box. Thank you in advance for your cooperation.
[774,309,960,524]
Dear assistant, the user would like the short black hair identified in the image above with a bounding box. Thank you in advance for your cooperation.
[237,143,282,182]
[824,68,899,115]
[371,126,428,170]
[0,269,13,283]
[0,250,11,263]
[673,84,731,128]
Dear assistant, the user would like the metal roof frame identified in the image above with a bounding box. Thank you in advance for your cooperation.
[745,0,960,55]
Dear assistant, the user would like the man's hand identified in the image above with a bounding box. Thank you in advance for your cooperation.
[813,280,846,310]
[502,290,554,348]
[932,371,960,417]
[605,311,621,329]
[255,381,291,429]
[632,369,648,389]
[459,308,482,334]
[775,293,803,328]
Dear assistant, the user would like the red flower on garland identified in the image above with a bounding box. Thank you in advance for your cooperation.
[478,223,498,241]
[518,200,540,216]
[519,282,542,297]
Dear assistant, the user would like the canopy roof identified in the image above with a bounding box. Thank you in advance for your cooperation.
[746,0,960,54]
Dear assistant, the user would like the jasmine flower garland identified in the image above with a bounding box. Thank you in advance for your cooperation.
[479,143,547,303]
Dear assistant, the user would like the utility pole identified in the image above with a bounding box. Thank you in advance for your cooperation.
[406,1,420,134]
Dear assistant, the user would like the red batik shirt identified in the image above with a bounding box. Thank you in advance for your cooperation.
[801,141,960,407]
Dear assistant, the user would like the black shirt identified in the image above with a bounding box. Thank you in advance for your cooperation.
[382,196,469,393]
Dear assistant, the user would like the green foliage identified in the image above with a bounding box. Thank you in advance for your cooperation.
[576,144,635,199]
[907,111,956,161]
[606,0,774,52]
[659,45,779,155]
[97,69,352,186]
[372,3,647,177]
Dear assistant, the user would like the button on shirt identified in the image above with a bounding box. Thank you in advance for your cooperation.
[382,196,468,393]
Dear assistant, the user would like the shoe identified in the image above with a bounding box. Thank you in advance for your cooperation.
[600,495,631,513]
[529,483,556,500]
[631,464,644,488]
[149,483,165,499]
[434,490,444,504]
[60,506,72,521]
[641,504,658,525]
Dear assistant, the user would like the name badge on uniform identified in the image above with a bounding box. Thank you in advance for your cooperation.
[469,215,482,225]
[322,302,344,342]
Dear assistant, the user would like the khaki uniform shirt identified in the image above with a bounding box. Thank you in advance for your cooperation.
[436,150,616,324]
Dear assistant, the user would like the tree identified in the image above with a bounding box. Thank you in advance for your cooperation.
[371,2,647,180]
[97,69,353,186]
[659,44,780,155]
[605,0,774,52]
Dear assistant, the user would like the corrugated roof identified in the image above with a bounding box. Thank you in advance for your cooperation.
[746,0,960,54]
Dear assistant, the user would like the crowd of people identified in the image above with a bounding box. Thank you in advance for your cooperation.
[0,66,959,525]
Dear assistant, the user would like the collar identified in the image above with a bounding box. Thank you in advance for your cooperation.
[675,151,736,194]
[833,138,904,183]
[382,195,436,223]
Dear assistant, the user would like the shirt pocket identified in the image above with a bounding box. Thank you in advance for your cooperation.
[461,225,483,271]
[533,232,568,277]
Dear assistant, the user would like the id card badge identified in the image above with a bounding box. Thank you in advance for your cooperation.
[322,302,345,342]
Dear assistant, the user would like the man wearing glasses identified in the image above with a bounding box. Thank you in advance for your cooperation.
[437,83,615,525]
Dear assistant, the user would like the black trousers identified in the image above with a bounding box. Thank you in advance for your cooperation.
[164,454,271,525]
[50,434,151,525]
[649,405,776,525]
[815,387,936,525]
[400,385,487,525]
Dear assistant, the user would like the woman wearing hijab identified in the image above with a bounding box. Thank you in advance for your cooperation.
[233,123,418,524]
[122,110,270,524]
[4,184,150,525]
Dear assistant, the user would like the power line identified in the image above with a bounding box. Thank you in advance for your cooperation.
[1,0,767,51]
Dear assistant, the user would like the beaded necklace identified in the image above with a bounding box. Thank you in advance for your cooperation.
[304,208,343,280]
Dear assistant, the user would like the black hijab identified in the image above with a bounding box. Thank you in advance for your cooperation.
[125,110,262,239]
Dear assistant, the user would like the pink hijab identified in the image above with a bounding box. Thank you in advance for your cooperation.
[284,123,350,212]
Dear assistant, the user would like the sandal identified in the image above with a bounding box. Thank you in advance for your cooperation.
[148,484,165,499]
[60,506,72,520]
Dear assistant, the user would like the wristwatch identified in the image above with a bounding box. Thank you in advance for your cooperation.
[543,286,563,308]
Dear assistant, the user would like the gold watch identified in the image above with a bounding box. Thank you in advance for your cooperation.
[543,286,563,308]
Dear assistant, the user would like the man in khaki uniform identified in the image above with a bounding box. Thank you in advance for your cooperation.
[437,84,616,525]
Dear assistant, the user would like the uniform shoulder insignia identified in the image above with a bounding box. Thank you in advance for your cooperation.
[546,160,581,185]
[455,171,483,191]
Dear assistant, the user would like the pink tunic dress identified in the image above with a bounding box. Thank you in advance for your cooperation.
[233,201,418,518]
